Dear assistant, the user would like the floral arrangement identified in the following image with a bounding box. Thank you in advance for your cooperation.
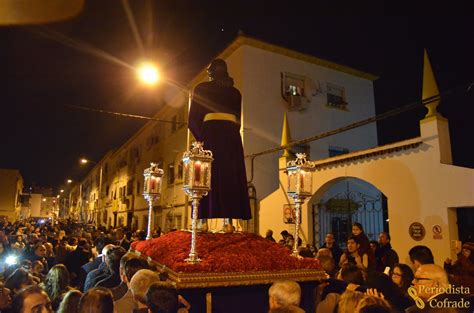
[131,231,321,273]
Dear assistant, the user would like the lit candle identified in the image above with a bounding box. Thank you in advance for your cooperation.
[194,162,201,184]
[299,173,304,191]
[150,177,156,191]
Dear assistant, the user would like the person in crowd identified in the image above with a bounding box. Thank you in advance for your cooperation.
[11,285,52,313]
[57,289,82,313]
[26,242,48,272]
[369,240,379,256]
[316,264,366,313]
[338,290,365,313]
[5,268,35,294]
[351,223,375,270]
[268,280,304,312]
[365,271,413,311]
[444,241,474,290]
[146,282,179,313]
[11,235,26,254]
[43,242,56,269]
[375,232,399,272]
[31,260,45,281]
[0,282,12,312]
[316,248,333,258]
[320,233,343,266]
[389,263,414,297]
[78,287,114,313]
[340,236,369,272]
[130,269,163,313]
[114,257,150,312]
[0,231,9,258]
[40,264,72,311]
[279,231,292,246]
[317,255,336,278]
[407,264,467,313]
[408,245,434,271]
[111,252,138,300]
[118,231,132,251]
[95,246,126,289]
[79,236,110,288]
[65,239,91,286]
[354,295,392,313]
[265,229,276,242]
[83,244,115,292]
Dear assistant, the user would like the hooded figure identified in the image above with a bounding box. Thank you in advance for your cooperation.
[188,59,251,220]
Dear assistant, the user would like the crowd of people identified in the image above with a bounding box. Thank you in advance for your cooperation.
[0,218,472,313]
[0,219,186,313]
[266,223,474,312]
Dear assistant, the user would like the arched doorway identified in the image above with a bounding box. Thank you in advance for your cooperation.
[310,177,388,248]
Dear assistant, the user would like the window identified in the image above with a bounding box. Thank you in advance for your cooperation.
[136,180,141,195]
[127,180,133,196]
[171,115,178,133]
[328,146,349,157]
[167,163,175,185]
[177,161,183,181]
[281,72,307,111]
[326,83,348,110]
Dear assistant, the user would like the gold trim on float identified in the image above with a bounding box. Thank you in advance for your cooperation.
[131,250,326,289]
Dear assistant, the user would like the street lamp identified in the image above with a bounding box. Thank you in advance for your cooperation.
[286,153,315,257]
[182,141,213,264]
[67,179,73,184]
[80,158,96,165]
[143,163,164,240]
[137,62,160,86]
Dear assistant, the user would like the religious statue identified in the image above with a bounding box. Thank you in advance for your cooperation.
[188,59,252,223]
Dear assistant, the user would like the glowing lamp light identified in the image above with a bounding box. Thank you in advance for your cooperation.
[287,153,315,198]
[67,179,73,184]
[137,62,160,85]
[183,142,213,194]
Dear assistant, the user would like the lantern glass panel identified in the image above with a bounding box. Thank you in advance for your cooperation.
[287,170,297,195]
[183,161,190,187]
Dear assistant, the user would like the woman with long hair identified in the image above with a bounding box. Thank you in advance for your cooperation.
[57,290,82,313]
[389,263,414,296]
[351,223,375,271]
[40,264,72,310]
[79,287,114,313]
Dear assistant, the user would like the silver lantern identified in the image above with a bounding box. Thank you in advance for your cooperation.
[143,163,164,240]
[286,153,315,257]
[182,141,213,264]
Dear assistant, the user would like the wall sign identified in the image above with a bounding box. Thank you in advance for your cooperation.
[432,224,443,239]
[409,222,426,241]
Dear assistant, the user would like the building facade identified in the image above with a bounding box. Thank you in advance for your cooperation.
[70,35,378,233]
[0,169,24,222]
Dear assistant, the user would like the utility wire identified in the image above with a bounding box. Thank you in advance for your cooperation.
[63,103,187,126]
[245,93,443,159]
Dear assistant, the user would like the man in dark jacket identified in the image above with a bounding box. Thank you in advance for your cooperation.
[65,239,92,286]
[95,246,127,288]
[375,232,399,272]
[320,233,343,266]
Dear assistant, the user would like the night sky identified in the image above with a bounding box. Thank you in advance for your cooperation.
[1,2,473,192]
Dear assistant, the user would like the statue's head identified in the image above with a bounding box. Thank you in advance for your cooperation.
[206,59,228,81]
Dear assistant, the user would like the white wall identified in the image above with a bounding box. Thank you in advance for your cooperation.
[260,116,474,265]
[236,45,377,202]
